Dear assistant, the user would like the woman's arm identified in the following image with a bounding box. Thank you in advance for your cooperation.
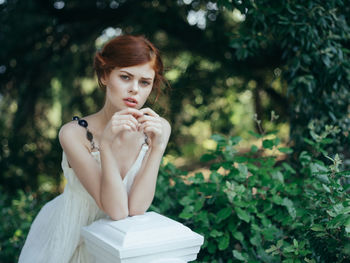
[59,109,142,220]
[99,142,129,220]
[59,123,128,220]
[128,115,171,215]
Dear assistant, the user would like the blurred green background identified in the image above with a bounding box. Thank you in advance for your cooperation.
[0,0,349,261]
[2,0,348,195]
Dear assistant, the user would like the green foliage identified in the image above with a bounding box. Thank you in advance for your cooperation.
[221,0,350,151]
[153,125,350,262]
[1,0,349,197]
[2,123,349,262]
[297,150,350,262]
[0,188,54,262]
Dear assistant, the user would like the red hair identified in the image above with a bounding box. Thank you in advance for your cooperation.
[94,35,166,100]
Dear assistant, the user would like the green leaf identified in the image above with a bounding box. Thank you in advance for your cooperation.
[262,139,274,149]
[238,164,248,177]
[314,173,330,184]
[299,151,311,164]
[282,198,296,219]
[345,221,350,234]
[322,184,331,193]
[190,172,205,184]
[233,250,248,261]
[207,240,217,254]
[293,239,298,248]
[234,156,248,163]
[310,162,328,174]
[321,138,333,144]
[273,137,281,146]
[278,147,293,154]
[197,211,209,226]
[282,163,296,174]
[326,210,337,218]
[277,240,284,248]
[266,130,278,136]
[271,195,283,205]
[272,170,284,184]
[179,196,192,206]
[179,206,194,219]
[210,229,223,237]
[262,228,275,241]
[310,224,325,232]
[305,258,316,263]
[179,211,193,220]
[327,214,350,229]
[341,206,350,215]
[282,258,295,263]
[218,232,230,250]
[283,245,295,253]
[200,153,216,162]
[266,245,278,254]
[246,163,259,172]
[248,130,263,138]
[335,170,350,177]
[251,145,259,153]
[211,134,226,143]
[216,207,232,223]
[230,136,242,145]
[303,138,315,146]
[210,171,220,183]
[233,231,244,241]
[194,199,204,212]
[235,207,251,223]
[250,233,261,246]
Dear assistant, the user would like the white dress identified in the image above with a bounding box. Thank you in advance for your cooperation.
[18,143,149,263]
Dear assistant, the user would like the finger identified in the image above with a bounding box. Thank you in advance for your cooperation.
[139,107,159,118]
[139,121,162,132]
[118,108,143,118]
[114,115,139,126]
[112,124,132,133]
[113,120,137,131]
[144,126,162,135]
[137,114,160,124]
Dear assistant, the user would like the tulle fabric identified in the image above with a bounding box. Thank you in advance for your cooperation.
[18,144,149,263]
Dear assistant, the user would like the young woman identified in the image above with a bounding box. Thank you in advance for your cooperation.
[19,35,171,263]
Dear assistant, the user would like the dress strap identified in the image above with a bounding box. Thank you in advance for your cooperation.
[143,133,149,146]
[72,116,99,152]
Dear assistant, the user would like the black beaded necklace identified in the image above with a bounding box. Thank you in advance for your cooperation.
[72,116,149,151]
[72,116,99,152]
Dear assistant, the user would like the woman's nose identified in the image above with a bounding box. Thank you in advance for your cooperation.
[129,80,139,93]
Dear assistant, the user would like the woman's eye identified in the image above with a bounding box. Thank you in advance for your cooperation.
[141,81,150,86]
[121,75,130,80]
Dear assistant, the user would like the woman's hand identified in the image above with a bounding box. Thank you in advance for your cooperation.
[101,108,143,145]
[137,108,168,150]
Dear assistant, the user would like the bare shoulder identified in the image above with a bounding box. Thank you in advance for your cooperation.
[58,121,89,152]
[160,117,171,141]
[160,117,171,132]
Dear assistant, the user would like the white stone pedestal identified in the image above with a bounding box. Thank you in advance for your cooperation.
[81,212,204,263]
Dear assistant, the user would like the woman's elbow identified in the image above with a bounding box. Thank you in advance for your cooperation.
[128,205,147,217]
[109,208,129,221]
[103,203,129,221]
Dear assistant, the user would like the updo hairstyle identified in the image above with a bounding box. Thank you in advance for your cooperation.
[94,35,166,99]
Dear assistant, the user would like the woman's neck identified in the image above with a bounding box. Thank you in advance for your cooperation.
[97,100,121,128]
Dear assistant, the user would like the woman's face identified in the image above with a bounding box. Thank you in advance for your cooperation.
[102,62,155,111]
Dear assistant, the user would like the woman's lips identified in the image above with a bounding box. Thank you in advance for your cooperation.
[123,98,138,107]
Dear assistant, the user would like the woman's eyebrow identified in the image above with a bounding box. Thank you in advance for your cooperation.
[120,70,153,80]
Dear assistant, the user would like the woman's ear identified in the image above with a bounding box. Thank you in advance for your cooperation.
[100,72,108,86]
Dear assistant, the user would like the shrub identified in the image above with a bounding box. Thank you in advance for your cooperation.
[153,123,350,262]
[2,123,349,262]
[0,189,54,262]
